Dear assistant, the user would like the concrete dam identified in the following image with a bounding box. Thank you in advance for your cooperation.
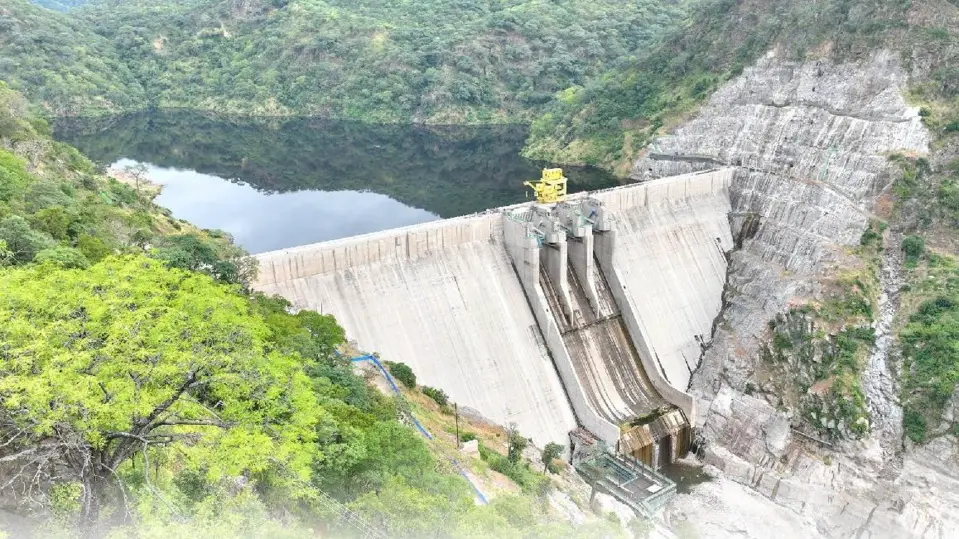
[254,168,734,468]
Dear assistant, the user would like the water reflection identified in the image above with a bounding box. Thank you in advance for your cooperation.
[119,159,437,254]
[56,113,620,252]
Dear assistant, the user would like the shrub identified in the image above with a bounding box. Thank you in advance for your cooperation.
[541,442,563,474]
[901,235,925,265]
[384,361,416,389]
[35,247,90,269]
[479,443,547,493]
[773,333,793,351]
[422,386,449,406]
[77,233,112,262]
[0,215,55,263]
[904,409,927,443]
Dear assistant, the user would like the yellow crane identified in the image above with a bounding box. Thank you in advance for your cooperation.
[524,168,568,204]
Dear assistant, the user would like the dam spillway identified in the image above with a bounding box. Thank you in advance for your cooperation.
[254,168,734,466]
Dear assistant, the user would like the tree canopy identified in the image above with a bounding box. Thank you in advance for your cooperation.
[7,0,689,122]
[0,256,320,523]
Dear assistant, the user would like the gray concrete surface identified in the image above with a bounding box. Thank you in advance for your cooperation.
[254,169,735,448]
[256,213,578,448]
[593,171,734,394]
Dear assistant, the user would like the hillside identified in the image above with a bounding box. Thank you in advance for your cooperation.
[0,0,146,115]
[7,0,690,122]
[524,0,958,175]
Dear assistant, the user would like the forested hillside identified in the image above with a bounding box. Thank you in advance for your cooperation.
[0,84,625,537]
[6,0,690,122]
[524,0,958,174]
[0,0,146,115]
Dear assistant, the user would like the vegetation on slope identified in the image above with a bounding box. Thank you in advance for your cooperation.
[6,0,690,121]
[759,225,883,441]
[524,0,958,174]
[0,0,146,115]
[891,155,959,444]
[899,251,959,443]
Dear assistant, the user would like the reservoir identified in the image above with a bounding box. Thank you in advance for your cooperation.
[55,113,619,253]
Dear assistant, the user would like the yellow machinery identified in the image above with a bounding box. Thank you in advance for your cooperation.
[524,168,568,204]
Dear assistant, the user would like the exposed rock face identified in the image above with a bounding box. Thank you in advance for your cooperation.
[633,50,959,536]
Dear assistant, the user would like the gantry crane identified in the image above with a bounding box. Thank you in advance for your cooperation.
[524,168,568,204]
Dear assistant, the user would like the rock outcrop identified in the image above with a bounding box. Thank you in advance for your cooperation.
[634,49,959,537]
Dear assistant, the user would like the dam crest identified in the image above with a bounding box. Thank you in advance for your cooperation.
[254,168,734,469]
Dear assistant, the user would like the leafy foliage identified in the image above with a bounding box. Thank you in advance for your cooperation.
[541,442,563,474]
[0,0,147,115]
[385,361,417,389]
[0,256,321,523]
[60,0,687,123]
[902,235,926,265]
[422,386,450,407]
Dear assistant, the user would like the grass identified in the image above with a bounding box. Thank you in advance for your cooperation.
[898,252,959,443]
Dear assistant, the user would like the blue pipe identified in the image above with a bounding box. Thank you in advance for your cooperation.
[344,351,486,503]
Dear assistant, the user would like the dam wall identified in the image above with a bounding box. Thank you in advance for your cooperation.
[591,170,735,395]
[256,213,579,448]
[255,168,734,449]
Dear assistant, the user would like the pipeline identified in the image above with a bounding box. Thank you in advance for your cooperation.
[345,353,489,504]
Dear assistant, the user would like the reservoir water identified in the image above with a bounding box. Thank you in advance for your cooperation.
[55,113,619,253]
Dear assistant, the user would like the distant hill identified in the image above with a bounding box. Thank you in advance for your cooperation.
[7,0,691,121]
[0,0,146,115]
[523,0,959,174]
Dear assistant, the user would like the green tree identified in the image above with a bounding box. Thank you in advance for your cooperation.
[30,206,74,240]
[506,423,528,465]
[123,162,149,197]
[541,442,563,473]
[77,233,112,262]
[384,361,416,389]
[902,235,926,265]
[34,246,90,268]
[0,256,320,526]
[154,233,258,287]
[0,215,55,263]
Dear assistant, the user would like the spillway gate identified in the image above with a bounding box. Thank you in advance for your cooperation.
[503,198,691,469]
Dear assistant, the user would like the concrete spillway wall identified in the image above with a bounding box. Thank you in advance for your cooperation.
[592,171,734,397]
[255,212,579,448]
[254,168,733,450]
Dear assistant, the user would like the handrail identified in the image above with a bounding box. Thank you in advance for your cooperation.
[346,352,489,504]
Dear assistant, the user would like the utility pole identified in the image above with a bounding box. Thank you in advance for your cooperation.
[455,402,460,449]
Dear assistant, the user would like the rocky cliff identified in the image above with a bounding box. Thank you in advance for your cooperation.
[634,49,958,537]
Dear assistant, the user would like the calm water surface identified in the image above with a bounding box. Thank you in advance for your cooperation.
[55,113,619,253]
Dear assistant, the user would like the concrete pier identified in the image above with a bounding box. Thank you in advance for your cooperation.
[254,168,734,451]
